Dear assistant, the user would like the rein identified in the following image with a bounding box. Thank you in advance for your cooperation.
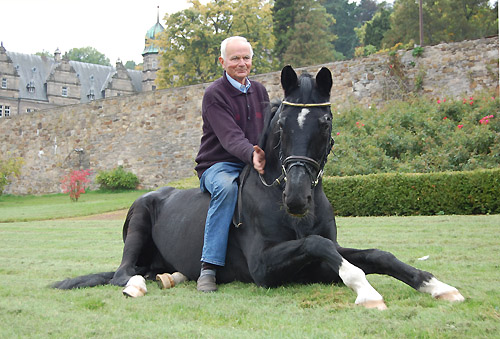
[259,100,334,189]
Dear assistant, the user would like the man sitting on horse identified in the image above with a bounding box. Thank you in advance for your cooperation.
[194,36,269,292]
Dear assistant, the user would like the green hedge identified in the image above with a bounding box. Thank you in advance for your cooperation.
[95,166,139,191]
[323,168,500,216]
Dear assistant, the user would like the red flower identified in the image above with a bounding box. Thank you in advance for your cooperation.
[443,117,447,120]
[457,124,464,129]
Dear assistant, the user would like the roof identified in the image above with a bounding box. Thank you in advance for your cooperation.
[142,21,165,55]
[5,51,142,103]
[6,52,53,102]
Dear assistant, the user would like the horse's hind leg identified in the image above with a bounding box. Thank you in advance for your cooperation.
[337,247,464,302]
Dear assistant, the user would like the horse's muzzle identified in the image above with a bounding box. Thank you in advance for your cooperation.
[282,166,312,217]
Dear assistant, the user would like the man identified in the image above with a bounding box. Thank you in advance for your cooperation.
[194,36,269,292]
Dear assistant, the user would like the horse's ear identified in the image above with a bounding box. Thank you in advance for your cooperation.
[281,65,299,96]
[316,67,332,97]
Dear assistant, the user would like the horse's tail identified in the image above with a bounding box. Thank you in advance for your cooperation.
[51,271,115,289]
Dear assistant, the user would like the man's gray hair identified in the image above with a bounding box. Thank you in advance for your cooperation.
[220,36,254,60]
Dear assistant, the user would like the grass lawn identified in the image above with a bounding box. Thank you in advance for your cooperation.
[0,190,149,222]
[0,190,499,337]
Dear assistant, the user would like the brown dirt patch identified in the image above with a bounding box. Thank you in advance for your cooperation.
[71,209,128,221]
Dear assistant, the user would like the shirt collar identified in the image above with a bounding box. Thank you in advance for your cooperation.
[225,72,251,93]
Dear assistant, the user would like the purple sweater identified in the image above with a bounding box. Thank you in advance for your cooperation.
[195,73,269,178]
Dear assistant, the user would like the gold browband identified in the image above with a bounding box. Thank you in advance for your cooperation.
[282,101,331,107]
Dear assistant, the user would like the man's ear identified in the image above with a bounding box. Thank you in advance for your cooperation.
[219,56,225,68]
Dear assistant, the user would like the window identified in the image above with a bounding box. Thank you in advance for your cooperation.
[1,78,6,89]
[27,80,35,93]
[62,86,68,97]
[87,89,95,101]
[1,105,10,118]
[26,108,36,113]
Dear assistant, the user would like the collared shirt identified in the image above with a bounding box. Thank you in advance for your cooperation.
[225,72,251,93]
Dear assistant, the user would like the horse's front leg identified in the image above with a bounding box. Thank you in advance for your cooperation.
[110,209,153,297]
[248,235,387,310]
[337,247,464,302]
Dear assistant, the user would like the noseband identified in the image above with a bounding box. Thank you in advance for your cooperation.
[259,101,334,189]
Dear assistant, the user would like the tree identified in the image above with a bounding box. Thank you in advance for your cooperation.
[157,0,274,88]
[360,8,392,49]
[281,0,337,67]
[272,0,296,61]
[354,0,379,24]
[35,50,53,58]
[323,0,360,59]
[383,0,498,47]
[64,47,111,66]
[124,60,137,70]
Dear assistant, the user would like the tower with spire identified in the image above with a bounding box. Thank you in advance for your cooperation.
[142,6,164,91]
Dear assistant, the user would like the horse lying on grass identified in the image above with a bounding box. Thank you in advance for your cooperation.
[54,66,464,310]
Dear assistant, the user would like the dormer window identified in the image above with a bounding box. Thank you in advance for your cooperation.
[26,80,35,93]
[62,86,68,97]
[1,78,6,89]
[87,89,95,101]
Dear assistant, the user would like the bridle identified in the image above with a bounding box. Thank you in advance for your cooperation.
[259,100,334,189]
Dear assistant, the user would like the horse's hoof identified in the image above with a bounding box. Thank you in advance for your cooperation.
[435,290,465,302]
[359,299,388,310]
[122,275,147,298]
[156,272,188,289]
[156,273,175,289]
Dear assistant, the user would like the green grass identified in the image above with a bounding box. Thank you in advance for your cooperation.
[0,192,499,337]
[0,190,150,222]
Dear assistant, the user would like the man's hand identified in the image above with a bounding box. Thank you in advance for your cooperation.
[252,145,266,174]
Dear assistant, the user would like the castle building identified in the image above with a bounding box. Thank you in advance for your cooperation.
[142,9,165,92]
[0,16,164,118]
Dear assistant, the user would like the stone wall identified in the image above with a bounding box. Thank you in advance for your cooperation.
[1,37,498,195]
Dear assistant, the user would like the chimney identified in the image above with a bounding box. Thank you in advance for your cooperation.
[54,48,61,62]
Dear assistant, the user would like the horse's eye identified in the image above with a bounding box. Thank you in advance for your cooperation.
[320,115,331,132]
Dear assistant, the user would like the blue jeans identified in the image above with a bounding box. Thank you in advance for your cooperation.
[199,162,245,266]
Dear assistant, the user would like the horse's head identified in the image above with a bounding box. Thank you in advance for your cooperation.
[268,65,333,217]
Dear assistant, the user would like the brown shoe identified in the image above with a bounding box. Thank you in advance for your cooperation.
[197,274,217,292]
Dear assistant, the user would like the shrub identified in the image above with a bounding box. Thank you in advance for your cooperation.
[326,91,500,176]
[0,155,24,195]
[95,166,139,190]
[322,168,500,216]
[60,169,91,202]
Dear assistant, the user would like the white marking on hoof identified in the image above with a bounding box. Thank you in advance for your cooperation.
[122,275,147,298]
[297,108,310,128]
[418,277,464,302]
[359,299,388,310]
[339,259,385,308]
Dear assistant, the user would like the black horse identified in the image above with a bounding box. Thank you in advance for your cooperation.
[54,66,464,309]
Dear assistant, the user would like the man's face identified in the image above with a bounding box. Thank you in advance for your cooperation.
[219,40,252,85]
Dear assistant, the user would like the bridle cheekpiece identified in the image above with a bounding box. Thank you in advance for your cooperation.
[259,100,334,189]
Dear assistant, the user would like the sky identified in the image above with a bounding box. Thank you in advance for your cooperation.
[0,0,378,65]
[0,0,199,64]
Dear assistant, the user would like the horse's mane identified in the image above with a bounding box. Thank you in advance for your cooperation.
[258,98,281,149]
